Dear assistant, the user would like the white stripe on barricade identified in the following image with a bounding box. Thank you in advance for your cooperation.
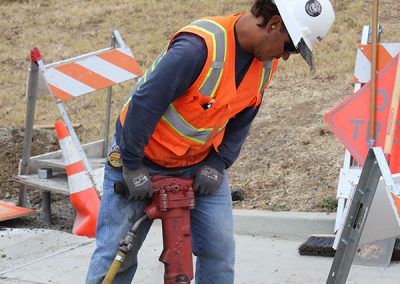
[76,56,134,82]
[45,68,96,96]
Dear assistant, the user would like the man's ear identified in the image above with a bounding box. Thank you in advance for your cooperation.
[266,15,284,32]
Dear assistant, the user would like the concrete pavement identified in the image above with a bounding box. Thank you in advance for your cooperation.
[0,210,399,283]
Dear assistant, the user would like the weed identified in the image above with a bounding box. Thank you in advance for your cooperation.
[321,196,338,213]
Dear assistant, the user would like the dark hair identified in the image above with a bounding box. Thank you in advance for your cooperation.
[250,0,281,28]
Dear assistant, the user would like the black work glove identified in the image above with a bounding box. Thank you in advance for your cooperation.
[193,165,223,195]
[122,166,153,200]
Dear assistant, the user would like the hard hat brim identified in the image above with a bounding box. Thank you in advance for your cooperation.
[297,38,315,70]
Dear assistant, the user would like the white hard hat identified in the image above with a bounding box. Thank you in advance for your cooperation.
[272,0,335,69]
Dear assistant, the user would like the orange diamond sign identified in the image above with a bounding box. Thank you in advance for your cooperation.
[325,54,400,174]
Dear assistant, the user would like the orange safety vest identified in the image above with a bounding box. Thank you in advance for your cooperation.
[120,14,278,168]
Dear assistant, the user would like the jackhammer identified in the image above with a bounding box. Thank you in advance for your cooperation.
[102,176,195,284]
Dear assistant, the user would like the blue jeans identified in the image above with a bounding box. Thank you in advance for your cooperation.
[86,163,235,283]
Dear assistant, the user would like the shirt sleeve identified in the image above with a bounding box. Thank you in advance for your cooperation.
[120,33,207,170]
[205,102,262,173]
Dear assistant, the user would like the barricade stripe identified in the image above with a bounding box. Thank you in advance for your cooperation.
[76,56,136,83]
[117,47,135,57]
[391,193,400,216]
[354,49,371,83]
[384,43,400,57]
[48,84,74,100]
[377,45,393,69]
[45,68,95,98]
[360,44,394,71]
[97,49,142,76]
[68,171,94,194]
[55,62,115,90]
[66,160,85,176]
[355,44,398,84]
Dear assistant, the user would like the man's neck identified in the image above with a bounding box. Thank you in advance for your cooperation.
[235,13,256,55]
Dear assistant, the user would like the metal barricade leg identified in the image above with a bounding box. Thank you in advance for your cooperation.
[18,54,40,207]
[326,148,385,284]
[327,148,383,284]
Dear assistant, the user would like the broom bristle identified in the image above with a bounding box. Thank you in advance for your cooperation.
[298,235,335,257]
[391,239,400,261]
[298,235,400,261]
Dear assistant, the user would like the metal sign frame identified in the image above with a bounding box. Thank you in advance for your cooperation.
[327,147,387,284]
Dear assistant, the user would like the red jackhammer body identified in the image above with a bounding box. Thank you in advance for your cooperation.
[146,176,195,284]
[103,176,195,284]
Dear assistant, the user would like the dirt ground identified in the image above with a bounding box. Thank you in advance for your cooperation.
[0,128,75,231]
[0,0,399,234]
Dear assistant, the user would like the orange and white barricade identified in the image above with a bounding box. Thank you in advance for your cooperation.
[30,33,142,185]
[354,42,400,84]
[55,119,100,237]
[42,46,142,101]
[17,30,142,229]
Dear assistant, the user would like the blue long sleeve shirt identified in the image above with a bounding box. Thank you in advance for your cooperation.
[116,29,262,173]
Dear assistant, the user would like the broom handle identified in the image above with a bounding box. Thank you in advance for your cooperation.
[369,0,379,147]
[383,58,400,163]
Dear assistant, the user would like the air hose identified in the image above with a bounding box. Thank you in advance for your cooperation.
[102,214,149,284]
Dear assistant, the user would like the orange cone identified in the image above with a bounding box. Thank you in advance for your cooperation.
[55,119,100,237]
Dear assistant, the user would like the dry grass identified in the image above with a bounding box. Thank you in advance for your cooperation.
[0,0,250,142]
[0,0,397,139]
[0,0,399,211]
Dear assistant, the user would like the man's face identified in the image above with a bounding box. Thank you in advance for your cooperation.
[253,17,294,62]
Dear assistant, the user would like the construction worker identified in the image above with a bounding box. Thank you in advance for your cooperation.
[86,0,335,283]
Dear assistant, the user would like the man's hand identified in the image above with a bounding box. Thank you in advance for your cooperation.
[193,165,223,195]
[122,166,153,200]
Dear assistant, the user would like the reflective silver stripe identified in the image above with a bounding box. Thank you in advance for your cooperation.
[259,60,273,92]
[163,105,212,144]
[192,20,226,63]
[190,20,227,97]
[200,68,222,98]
